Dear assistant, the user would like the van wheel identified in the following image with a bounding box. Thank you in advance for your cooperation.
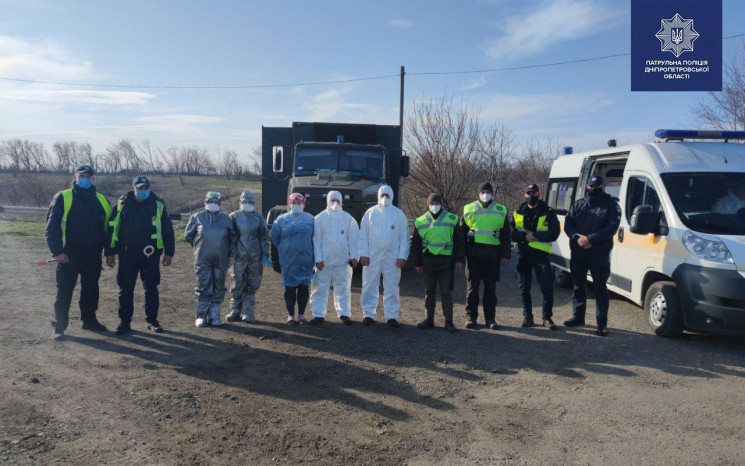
[644,281,683,337]
[553,266,572,288]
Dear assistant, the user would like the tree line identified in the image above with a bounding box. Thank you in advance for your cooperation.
[0,138,261,179]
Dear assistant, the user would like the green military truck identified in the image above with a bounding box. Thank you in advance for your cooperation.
[261,121,409,224]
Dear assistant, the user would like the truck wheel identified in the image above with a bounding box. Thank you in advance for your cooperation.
[644,281,683,337]
[553,266,572,288]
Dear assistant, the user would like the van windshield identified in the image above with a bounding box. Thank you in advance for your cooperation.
[661,172,745,235]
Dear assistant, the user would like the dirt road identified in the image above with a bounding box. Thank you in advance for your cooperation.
[2,233,745,465]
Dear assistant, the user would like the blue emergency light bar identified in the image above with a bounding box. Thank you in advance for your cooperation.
[655,129,745,141]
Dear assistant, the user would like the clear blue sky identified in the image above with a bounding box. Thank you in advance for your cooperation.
[1,0,743,164]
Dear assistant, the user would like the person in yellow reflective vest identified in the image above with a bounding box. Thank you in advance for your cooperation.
[411,193,465,333]
[461,182,511,330]
[45,165,112,339]
[105,176,175,335]
[510,184,560,330]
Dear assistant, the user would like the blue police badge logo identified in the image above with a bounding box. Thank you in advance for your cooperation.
[655,13,699,58]
[340,229,345,235]
[391,225,395,229]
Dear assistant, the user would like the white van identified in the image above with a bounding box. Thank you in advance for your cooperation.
[546,129,745,337]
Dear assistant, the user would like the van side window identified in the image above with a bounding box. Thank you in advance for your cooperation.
[547,179,577,215]
[625,176,661,222]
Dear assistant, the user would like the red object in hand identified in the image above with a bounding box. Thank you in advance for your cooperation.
[37,261,47,266]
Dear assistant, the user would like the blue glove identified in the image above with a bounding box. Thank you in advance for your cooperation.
[261,255,274,268]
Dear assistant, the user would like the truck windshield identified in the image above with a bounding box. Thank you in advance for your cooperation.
[661,172,745,235]
[295,147,384,178]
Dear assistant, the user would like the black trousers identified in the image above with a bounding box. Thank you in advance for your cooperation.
[465,256,500,322]
[53,244,103,331]
[284,285,309,316]
[117,247,161,322]
[423,256,454,322]
[516,254,554,320]
[570,249,611,329]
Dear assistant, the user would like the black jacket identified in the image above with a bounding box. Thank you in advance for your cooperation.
[564,192,621,253]
[46,183,111,256]
[105,191,176,257]
[460,200,511,260]
[510,200,560,259]
[410,209,465,268]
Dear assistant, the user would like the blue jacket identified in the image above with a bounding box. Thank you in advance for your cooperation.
[564,192,621,253]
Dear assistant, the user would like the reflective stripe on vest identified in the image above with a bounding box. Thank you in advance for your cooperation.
[414,210,458,256]
[59,189,111,247]
[109,200,165,250]
[513,211,552,253]
[462,201,506,246]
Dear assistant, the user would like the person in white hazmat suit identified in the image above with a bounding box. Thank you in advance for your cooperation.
[226,190,272,323]
[308,191,360,325]
[184,191,235,327]
[358,185,410,327]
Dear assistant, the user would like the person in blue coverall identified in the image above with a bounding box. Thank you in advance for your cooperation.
[270,193,315,325]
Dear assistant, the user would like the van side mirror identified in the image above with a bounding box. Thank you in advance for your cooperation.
[272,146,284,173]
[400,153,410,177]
[629,205,659,235]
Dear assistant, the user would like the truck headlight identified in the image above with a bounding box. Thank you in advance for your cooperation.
[682,230,734,264]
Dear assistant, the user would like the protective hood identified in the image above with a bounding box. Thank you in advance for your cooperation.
[378,185,394,202]
[240,190,255,203]
[326,190,343,212]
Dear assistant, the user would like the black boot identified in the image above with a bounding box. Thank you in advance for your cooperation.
[417,318,434,329]
[563,317,585,327]
[145,318,163,333]
[543,319,558,330]
[444,321,457,334]
[387,319,400,328]
[521,316,535,327]
[82,320,108,332]
[308,317,325,325]
[115,320,132,335]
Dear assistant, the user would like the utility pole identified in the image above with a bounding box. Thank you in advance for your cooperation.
[399,65,405,151]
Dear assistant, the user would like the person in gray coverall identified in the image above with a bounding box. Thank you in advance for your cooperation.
[226,190,271,323]
[184,191,235,327]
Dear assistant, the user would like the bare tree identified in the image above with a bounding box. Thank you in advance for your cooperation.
[136,139,163,173]
[694,45,745,130]
[221,149,240,178]
[250,145,262,176]
[53,141,93,172]
[180,145,215,175]
[473,122,516,203]
[404,94,481,215]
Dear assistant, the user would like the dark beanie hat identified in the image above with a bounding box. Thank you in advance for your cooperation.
[427,193,443,205]
[478,181,493,193]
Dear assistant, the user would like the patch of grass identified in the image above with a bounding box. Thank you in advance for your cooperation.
[0,215,46,239]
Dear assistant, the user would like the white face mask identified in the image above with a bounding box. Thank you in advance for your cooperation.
[205,203,220,212]
[240,204,255,212]
[291,204,304,214]
[380,197,391,207]
[429,204,441,214]
[479,193,492,203]
[329,201,340,212]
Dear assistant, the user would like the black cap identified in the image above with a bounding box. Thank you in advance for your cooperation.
[478,181,493,193]
[526,184,539,193]
[75,165,94,175]
[132,175,150,187]
[427,193,443,205]
[588,175,604,187]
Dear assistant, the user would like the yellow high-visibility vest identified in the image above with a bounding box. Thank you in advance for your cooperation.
[109,199,165,250]
[463,200,506,246]
[59,189,111,247]
[513,211,552,253]
[414,210,458,255]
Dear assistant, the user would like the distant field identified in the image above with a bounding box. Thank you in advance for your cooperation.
[0,173,262,214]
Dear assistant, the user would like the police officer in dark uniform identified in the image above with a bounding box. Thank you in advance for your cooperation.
[105,176,175,335]
[46,165,112,339]
[563,175,621,336]
[461,182,511,330]
[411,193,465,334]
[510,184,560,330]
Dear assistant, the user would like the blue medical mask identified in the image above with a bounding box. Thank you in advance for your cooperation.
[76,177,92,189]
[135,189,151,200]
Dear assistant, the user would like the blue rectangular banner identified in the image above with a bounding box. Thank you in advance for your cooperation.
[631,0,722,91]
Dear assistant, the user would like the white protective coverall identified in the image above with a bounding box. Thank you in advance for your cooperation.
[359,185,410,320]
[310,191,359,318]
